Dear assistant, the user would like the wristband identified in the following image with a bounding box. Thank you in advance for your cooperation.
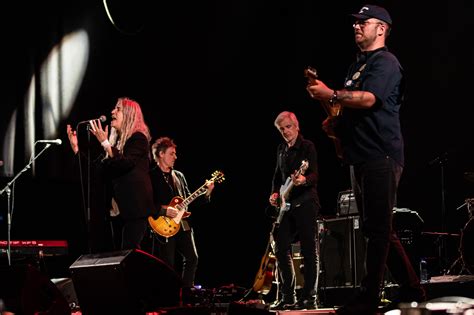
[101,139,111,149]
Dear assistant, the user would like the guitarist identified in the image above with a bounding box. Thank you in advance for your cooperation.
[306,5,425,315]
[149,137,214,293]
[268,111,321,310]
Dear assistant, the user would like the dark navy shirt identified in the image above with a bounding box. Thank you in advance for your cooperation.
[338,46,405,166]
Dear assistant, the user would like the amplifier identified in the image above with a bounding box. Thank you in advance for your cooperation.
[337,190,358,216]
[318,216,365,288]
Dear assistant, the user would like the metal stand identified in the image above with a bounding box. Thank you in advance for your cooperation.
[429,152,449,274]
[446,199,474,275]
[75,123,93,254]
[456,198,474,218]
[0,143,54,266]
[86,125,92,253]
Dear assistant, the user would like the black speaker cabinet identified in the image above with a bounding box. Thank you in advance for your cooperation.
[290,242,305,289]
[318,216,366,288]
[0,264,70,314]
[69,249,182,315]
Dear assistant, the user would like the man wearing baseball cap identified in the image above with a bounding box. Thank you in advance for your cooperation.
[307,4,425,314]
[351,4,392,25]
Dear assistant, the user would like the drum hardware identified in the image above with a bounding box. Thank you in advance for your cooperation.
[393,208,424,246]
[456,198,474,218]
[445,217,474,275]
[429,153,450,272]
[419,231,461,276]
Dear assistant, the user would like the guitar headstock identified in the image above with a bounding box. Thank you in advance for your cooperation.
[299,160,309,174]
[304,66,318,81]
[210,170,225,184]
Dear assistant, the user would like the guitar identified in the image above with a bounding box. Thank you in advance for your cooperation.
[253,161,309,294]
[252,226,277,295]
[275,160,309,225]
[148,170,225,238]
[304,66,343,159]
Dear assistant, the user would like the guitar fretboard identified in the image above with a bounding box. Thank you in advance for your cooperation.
[179,185,207,209]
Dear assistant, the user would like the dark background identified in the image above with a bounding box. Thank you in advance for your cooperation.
[1,0,473,290]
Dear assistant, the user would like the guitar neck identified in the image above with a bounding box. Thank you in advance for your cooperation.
[180,184,207,209]
[282,166,306,199]
[281,180,294,200]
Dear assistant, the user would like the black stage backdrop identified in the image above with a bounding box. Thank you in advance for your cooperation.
[1,0,473,289]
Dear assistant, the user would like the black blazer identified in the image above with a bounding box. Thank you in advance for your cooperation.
[102,132,155,220]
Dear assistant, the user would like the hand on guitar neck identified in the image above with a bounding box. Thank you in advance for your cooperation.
[269,160,309,226]
[304,66,342,117]
[304,66,344,160]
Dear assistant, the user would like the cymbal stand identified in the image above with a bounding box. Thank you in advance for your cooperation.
[446,199,474,274]
[0,143,54,266]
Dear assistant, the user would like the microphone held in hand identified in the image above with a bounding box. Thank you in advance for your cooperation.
[36,139,62,145]
[77,115,107,125]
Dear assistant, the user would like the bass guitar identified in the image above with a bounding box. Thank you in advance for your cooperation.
[275,159,309,225]
[148,170,225,238]
[304,66,343,159]
[253,161,309,295]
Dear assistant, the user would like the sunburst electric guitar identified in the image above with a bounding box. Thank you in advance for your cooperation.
[304,66,343,159]
[148,170,225,238]
[275,159,309,225]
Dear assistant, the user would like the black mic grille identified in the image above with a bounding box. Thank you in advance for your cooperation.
[77,115,107,125]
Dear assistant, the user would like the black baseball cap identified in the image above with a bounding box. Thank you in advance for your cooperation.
[351,4,392,25]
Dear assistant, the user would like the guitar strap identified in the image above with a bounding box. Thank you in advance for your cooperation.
[171,170,191,231]
[171,170,185,198]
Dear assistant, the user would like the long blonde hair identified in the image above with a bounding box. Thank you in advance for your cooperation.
[109,97,151,152]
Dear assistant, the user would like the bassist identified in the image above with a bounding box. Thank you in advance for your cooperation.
[149,137,214,292]
[268,111,321,310]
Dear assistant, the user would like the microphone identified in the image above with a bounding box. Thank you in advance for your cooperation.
[77,115,107,125]
[36,139,62,145]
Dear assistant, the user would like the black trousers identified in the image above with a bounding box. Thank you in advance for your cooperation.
[351,156,420,303]
[154,227,198,288]
[273,199,320,300]
[121,217,149,250]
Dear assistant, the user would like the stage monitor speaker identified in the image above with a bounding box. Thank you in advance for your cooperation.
[51,278,79,311]
[318,216,366,288]
[0,264,70,314]
[69,249,182,315]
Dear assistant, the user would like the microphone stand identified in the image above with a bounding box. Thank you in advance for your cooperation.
[76,123,92,254]
[86,125,91,253]
[429,152,449,274]
[0,144,53,266]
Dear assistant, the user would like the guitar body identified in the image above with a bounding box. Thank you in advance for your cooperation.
[274,160,309,225]
[275,177,292,225]
[253,250,276,294]
[148,170,225,239]
[329,134,343,160]
[148,196,191,238]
